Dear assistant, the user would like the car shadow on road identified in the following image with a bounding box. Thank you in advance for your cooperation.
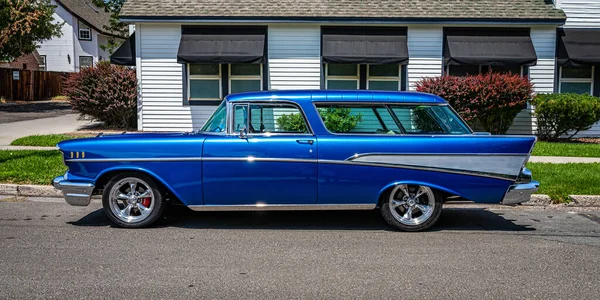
[69,206,535,232]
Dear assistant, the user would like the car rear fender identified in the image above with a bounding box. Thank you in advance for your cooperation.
[378,180,464,204]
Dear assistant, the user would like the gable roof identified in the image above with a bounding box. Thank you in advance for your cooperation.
[120,0,566,23]
[56,0,118,36]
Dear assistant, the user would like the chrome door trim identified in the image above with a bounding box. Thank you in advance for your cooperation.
[202,157,318,163]
[188,204,376,211]
[64,157,204,163]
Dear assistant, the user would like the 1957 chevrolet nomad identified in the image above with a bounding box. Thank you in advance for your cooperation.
[53,90,538,231]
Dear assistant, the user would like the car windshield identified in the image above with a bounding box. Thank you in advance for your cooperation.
[200,101,227,133]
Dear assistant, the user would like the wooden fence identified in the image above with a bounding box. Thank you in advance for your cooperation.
[0,68,68,101]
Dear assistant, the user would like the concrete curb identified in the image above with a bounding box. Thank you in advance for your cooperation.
[1,184,600,206]
[0,184,62,198]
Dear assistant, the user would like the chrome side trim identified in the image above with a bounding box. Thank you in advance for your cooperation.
[202,157,318,163]
[52,176,95,206]
[347,154,526,178]
[502,180,539,205]
[319,159,516,181]
[346,152,529,160]
[64,157,204,163]
[188,204,376,211]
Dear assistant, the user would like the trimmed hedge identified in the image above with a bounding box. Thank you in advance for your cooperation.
[416,73,534,134]
[64,61,137,130]
[532,93,600,140]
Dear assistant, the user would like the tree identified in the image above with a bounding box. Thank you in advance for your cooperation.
[0,0,63,61]
[92,0,127,53]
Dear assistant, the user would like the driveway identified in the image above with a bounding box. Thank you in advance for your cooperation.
[0,101,73,124]
[0,200,598,299]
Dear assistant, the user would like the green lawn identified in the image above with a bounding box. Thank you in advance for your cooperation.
[10,134,94,147]
[0,150,65,185]
[527,162,600,202]
[532,141,600,157]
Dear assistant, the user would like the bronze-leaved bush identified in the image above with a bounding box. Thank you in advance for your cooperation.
[64,62,137,130]
[416,73,534,134]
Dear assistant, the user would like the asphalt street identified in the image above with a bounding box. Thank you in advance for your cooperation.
[0,198,599,299]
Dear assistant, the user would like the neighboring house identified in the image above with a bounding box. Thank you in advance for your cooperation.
[114,0,599,136]
[37,0,122,72]
[0,50,45,70]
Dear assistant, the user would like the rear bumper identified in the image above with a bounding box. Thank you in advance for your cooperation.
[52,176,95,206]
[502,180,539,205]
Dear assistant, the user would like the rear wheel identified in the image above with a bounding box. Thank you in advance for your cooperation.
[102,173,165,228]
[381,184,443,232]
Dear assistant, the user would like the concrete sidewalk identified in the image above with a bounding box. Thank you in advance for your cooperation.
[0,114,98,146]
[529,156,600,163]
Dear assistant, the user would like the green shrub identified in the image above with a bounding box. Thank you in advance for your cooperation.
[64,61,137,130]
[317,107,362,133]
[532,93,600,140]
[416,73,534,134]
[276,113,307,132]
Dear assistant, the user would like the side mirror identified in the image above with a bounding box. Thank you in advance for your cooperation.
[239,126,248,139]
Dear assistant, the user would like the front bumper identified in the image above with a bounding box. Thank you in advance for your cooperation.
[502,180,540,205]
[52,176,95,206]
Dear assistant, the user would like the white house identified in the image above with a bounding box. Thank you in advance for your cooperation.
[37,0,120,72]
[114,0,600,136]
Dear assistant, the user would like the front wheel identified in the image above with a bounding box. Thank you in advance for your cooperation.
[381,184,443,232]
[102,173,166,228]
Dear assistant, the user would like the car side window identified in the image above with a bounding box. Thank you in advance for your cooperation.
[249,104,310,134]
[315,104,401,134]
[232,104,248,133]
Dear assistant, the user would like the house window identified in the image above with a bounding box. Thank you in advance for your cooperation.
[229,64,262,94]
[326,64,402,90]
[188,64,222,100]
[187,63,263,102]
[367,65,401,91]
[325,64,359,89]
[447,65,524,76]
[559,66,594,95]
[78,21,91,40]
[39,55,46,71]
[79,56,93,69]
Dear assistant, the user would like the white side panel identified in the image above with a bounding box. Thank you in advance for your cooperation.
[406,25,443,91]
[508,27,557,135]
[268,25,321,90]
[139,23,215,132]
[560,0,600,28]
[37,0,74,72]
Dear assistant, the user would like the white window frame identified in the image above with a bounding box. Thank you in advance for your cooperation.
[366,65,401,91]
[39,55,46,71]
[187,64,222,101]
[325,64,359,89]
[78,21,91,41]
[228,64,263,94]
[558,66,594,95]
[446,65,524,76]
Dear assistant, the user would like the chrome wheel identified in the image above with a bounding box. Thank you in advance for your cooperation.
[388,184,435,226]
[108,177,155,223]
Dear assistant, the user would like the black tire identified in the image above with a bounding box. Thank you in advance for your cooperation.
[102,172,166,228]
[380,184,443,232]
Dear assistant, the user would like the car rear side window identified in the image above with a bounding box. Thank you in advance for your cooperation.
[315,104,401,134]
[315,103,471,135]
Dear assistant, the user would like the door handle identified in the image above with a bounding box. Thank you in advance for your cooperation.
[296,139,314,145]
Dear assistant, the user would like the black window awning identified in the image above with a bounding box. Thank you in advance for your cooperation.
[110,32,136,66]
[557,29,600,66]
[322,27,408,65]
[444,28,537,66]
[177,26,266,64]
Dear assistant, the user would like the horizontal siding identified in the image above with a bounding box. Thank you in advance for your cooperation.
[407,26,443,91]
[560,0,600,28]
[268,25,321,90]
[139,23,216,132]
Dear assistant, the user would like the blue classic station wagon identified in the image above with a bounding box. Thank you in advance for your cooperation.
[53,90,538,231]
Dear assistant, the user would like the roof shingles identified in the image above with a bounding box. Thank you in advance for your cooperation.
[56,0,116,35]
[120,0,566,21]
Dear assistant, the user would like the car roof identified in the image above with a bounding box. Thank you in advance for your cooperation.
[225,90,447,104]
